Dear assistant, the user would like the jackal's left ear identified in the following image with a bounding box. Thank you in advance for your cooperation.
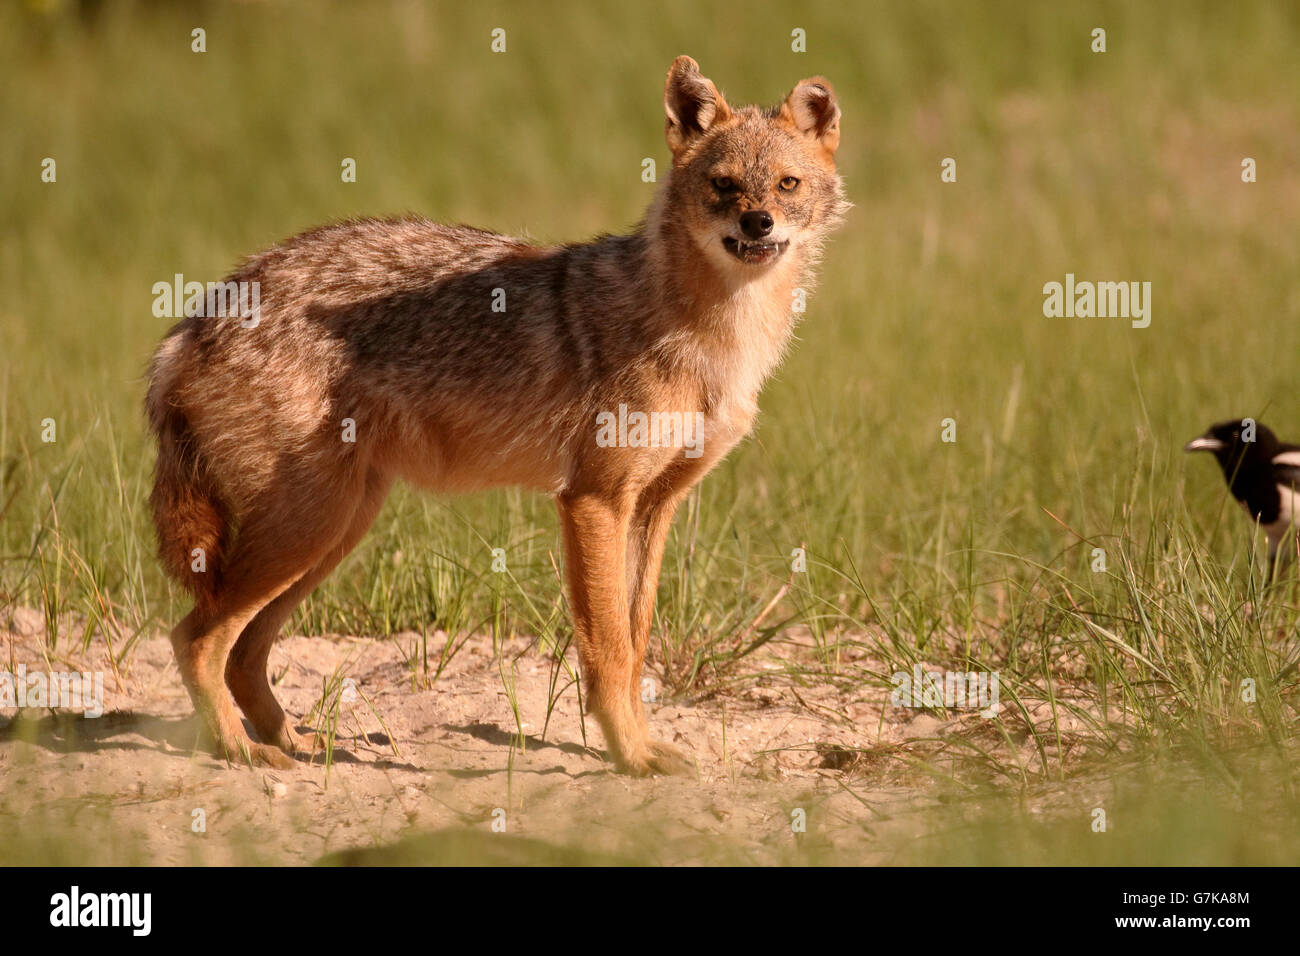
[664,56,732,157]
[780,77,841,156]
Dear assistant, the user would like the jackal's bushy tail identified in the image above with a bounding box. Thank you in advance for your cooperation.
[145,336,227,612]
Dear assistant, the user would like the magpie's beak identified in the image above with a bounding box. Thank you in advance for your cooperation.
[1184,436,1226,453]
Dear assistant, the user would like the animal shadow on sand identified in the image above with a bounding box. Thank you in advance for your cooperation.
[0,709,421,772]
[442,721,609,779]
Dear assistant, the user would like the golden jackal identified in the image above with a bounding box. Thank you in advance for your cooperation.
[146,56,846,776]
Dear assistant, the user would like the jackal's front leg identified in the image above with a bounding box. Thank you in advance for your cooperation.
[558,491,679,776]
[625,488,697,776]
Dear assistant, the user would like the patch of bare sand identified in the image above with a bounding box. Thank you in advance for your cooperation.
[0,607,1109,864]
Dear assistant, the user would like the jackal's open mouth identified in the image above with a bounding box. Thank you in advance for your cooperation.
[723,236,789,265]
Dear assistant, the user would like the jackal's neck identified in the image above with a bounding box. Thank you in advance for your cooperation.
[628,190,809,406]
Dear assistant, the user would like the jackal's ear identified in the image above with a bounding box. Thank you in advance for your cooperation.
[780,77,841,156]
[664,56,731,157]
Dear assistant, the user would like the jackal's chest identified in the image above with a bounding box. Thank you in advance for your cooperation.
[702,386,761,449]
[698,314,793,442]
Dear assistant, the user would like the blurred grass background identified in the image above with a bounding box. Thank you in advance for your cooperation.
[2,0,1300,863]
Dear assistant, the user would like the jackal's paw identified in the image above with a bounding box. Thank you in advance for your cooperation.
[628,739,696,778]
[292,739,339,764]
[235,742,298,771]
[272,727,326,762]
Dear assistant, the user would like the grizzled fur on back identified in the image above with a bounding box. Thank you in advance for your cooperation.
[145,56,846,775]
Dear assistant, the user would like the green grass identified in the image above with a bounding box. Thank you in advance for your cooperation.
[2,0,1300,863]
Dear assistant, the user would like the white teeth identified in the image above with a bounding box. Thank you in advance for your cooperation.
[730,238,786,254]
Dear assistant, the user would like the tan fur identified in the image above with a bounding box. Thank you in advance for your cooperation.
[145,56,847,775]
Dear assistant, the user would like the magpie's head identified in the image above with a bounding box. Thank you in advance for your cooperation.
[1184,419,1279,480]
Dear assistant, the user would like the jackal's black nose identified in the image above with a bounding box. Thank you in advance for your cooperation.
[739,210,774,240]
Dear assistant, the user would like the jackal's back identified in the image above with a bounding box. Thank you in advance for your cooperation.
[148,217,656,511]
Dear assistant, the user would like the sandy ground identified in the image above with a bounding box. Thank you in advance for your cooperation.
[0,606,1094,865]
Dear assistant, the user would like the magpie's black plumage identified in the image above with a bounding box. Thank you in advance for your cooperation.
[1185,419,1300,578]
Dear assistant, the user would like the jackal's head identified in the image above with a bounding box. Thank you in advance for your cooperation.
[656,56,847,276]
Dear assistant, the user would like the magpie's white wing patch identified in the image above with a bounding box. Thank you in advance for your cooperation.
[1263,483,1299,548]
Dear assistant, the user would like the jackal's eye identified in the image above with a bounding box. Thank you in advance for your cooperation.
[711,176,736,192]
[779,176,800,191]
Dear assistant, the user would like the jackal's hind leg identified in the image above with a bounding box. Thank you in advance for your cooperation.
[226,472,391,758]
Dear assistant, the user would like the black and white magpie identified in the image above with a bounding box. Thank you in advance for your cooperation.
[1185,419,1300,579]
